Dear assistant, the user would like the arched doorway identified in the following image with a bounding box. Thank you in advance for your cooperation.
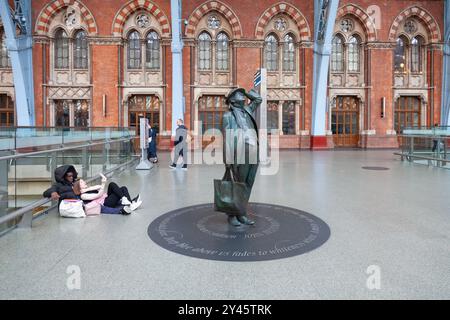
[128,95,160,132]
[394,96,421,133]
[331,96,360,147]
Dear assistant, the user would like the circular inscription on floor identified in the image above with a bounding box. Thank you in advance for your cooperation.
[148,203,330,262]
[362,166,390,171]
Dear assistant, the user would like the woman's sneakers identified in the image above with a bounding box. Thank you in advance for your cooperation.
[132,194,141,203]
[129,194,142,211]
[130,199,142,211]
[121,196,132,206]
[120,206,132,215]
[120,194,142,214]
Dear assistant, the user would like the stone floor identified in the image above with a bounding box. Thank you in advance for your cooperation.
[0,150,449,299]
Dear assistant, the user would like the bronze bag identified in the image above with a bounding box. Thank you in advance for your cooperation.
[214,167,250,216]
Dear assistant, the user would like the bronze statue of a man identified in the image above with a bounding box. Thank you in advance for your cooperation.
[214,88,262,226]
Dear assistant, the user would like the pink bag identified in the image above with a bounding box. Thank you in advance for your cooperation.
[84,201,101,216]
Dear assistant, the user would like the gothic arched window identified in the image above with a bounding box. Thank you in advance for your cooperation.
[394,36,407,73]
[55,29,69,69]
[282,33,295,72]
[145,31,160,70]
[410,36,423,73]
[264,34,278,71]
[331,35,344,72]
[73,30,88,69]
[127,31,141,69]
[347,35,360,72]
[216,32,229,71]
[199,32,212,70]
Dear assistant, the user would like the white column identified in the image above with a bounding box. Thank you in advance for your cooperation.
[311,0,339,148]
[0,0,35,126]
[442,0,450,125]
[171,0,184,135]
[279,101,284,135]
[259,68,268,163]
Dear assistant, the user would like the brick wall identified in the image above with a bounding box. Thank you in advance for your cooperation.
[26,0,445,149]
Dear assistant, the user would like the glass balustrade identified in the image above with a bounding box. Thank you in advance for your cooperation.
[397,126,449,168]
[0,128,137,233]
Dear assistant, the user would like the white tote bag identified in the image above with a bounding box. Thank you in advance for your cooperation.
[59,199,86,218]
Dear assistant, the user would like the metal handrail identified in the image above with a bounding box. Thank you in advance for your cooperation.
[397,134,450,139]
[394,152,450,163]
[0,137,133,161]
[0,198,48,226]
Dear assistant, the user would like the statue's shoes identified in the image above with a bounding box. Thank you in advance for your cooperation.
[228,216,242,227]
[237,215,255,225]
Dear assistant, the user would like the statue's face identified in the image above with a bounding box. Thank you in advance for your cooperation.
[232,92,246,108]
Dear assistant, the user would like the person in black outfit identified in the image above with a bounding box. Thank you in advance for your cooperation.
[169,119,188,170]
[73,176,141,215]
[147,123,158,163]
[43,165,78,202]
[432,123,439,152]
[103,182,141,209]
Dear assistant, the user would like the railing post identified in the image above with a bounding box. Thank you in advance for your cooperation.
[17,211,33,228]
[82,146,88,178]
[102,142,109,172]
[442,138,447,166]
[50,152,56,182]
[0,152,9,233]
[409,136,414,162]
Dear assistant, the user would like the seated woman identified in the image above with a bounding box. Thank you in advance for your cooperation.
[72,174,142,215]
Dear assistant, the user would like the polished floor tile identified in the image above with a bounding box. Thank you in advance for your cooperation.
[0,150,449,299]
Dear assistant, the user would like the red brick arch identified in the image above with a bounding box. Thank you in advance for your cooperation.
[35,0,98,35]
[185,1,243,39]
[112,0,170,37]
[389,6,441,42]
[255,2,311,41]
[336,4,377,41]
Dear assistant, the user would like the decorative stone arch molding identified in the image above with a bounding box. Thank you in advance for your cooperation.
[329,93,365,107]
[112,0,171,37]
[35,0,98,35]
[393,92,428,106]
[0,90,15,101]
[389,6,441,43]
[255,2,311,41]
[336,4,377,41]
[123,89,164,103]
[185,1,243,39]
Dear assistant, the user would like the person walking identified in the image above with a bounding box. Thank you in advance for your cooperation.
[169,119,188,170]
[432,123,439,152]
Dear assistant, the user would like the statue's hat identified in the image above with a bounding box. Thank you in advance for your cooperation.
[225,88,246,105]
